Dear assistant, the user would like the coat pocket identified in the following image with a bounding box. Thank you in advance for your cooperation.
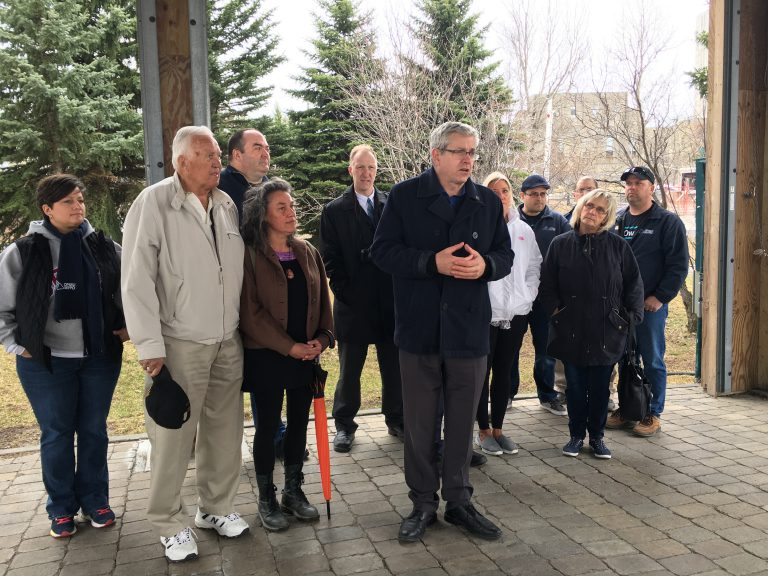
[603,308,629,358]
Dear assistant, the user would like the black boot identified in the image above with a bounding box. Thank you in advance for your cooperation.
[256,473,289,531]
[281,464,319,521]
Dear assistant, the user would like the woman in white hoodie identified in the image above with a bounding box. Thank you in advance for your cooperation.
[475,172,542,456]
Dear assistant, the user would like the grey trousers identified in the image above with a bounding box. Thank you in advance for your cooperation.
[399,350,486,513]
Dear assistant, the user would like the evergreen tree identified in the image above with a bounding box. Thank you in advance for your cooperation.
[207,0,284,138]
[286,0,378,238]
[410,0,511,120]
[0,0,143,243]
[407,0,512,174]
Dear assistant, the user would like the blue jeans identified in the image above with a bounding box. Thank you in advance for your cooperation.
[510,302,557,403]
[17,354,121,519]
[563,363,613,440]
[635,304,668,417]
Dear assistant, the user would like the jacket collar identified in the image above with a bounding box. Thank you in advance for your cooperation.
[519,204,554,220]
[617,200,661,222]
[418,168,484,224]
[169,172,236,213]
[340,186,384,209]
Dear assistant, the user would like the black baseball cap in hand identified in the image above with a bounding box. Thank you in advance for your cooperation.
[145,365,191,429]
[620,166,655,184]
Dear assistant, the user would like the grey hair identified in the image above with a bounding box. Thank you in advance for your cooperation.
[241,178,294,250]
[570,189,618,233]
[172,125,216,170]
[429,121,480,151]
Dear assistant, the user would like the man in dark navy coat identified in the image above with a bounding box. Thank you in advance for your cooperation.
[319,145,403,453]
[218,129,270,220]
[372,121,513,543]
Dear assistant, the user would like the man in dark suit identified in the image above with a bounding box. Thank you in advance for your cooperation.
[218,129,270,220]
[320,145,404,453]
[372,122,513,543]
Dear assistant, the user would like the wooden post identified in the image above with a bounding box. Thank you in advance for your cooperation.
[701,0,726,395]
[137,0,210,185]
[155,0,193,177]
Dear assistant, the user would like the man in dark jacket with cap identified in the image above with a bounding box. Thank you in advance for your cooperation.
[372,121,512,544]
[513,174,571,415]
[319,145,403,453]
[608,166,689,437]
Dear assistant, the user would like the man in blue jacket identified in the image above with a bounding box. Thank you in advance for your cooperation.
[608,166,689,437]
[372,121,513,543]
[514,174,571,415]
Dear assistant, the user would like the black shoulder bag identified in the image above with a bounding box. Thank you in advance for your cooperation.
[617,321,652,421]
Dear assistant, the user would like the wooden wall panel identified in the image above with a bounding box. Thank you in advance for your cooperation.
[759,96,768,390]
[701,0,725,395]
[731,0,767,393]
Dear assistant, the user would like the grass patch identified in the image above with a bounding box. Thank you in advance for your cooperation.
[0,287,697,449]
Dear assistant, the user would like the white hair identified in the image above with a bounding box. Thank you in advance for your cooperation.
[172,125,215,170]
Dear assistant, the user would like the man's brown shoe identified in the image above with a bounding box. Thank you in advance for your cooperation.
[605,410,634,430]
[633,415,661,437]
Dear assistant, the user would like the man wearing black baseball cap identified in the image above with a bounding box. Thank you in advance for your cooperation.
[514,174,571,417]
[608,166,688,437]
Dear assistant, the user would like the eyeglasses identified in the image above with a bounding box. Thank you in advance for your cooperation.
[441,148,479,160]
[583,202,608,216]
[524,191,548,198]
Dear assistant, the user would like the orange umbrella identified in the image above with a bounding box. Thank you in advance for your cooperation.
[311,362,332,519]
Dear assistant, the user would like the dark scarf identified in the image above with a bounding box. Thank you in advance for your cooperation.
[44,220,104,355]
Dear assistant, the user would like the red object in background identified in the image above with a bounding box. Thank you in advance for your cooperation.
[310,362,332,519]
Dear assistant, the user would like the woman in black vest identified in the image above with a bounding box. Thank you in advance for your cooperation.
[0,174,127,538]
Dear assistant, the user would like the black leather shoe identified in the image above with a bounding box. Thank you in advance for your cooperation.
[387,423,405,440]
[470,450,487,467]
[398,508,437,543]
[333,430,354,453]
[444,503,501,540]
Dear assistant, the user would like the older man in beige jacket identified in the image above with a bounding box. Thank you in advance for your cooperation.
[121,126,247,562]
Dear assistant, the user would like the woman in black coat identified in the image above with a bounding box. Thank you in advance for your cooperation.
[539,189,644,459]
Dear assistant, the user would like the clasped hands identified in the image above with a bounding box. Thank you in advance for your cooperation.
[289,339,324,361]
[435,242,486,280]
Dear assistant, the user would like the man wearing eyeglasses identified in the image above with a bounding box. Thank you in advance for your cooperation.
[607,166,688,437]
[218,129,271,220]
[514,174,572,416]
[372,121,513,544]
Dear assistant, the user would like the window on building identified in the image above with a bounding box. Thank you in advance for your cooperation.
[605,137,614,154]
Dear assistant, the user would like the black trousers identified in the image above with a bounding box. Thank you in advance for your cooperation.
[252,384,313,474]
[399,351,486,513]
[332,340,403,432]
[478,317,527,430]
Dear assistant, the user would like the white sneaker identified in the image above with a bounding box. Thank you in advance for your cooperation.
[195,509,249,538]
[160,527,198,562]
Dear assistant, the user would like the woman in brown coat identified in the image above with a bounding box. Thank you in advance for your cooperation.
[240,178,334,532]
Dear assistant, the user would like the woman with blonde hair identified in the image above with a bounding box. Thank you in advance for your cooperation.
[539,189,644,459]
[474,172,541,456]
